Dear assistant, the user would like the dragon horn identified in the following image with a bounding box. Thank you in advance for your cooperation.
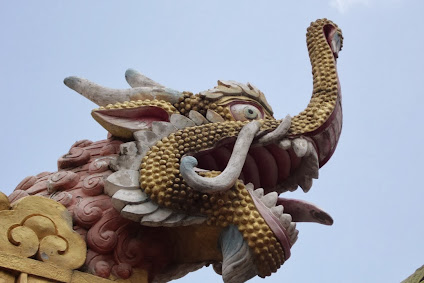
[64,76,182,106]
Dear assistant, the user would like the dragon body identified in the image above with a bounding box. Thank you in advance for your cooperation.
[3,19,343,282]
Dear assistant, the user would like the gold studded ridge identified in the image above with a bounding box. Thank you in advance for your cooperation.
[290,18,342,135]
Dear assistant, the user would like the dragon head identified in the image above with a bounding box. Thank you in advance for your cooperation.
[64,18,343,282]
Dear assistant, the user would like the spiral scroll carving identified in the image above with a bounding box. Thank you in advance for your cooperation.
[82,173,107,196]
[0,196,86,270]
[9,138,157,279]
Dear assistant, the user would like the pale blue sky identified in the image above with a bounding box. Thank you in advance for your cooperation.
[1,1,423,282]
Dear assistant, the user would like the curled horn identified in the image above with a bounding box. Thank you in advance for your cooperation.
[64,71,182,106]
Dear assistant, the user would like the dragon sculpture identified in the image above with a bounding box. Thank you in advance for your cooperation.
[0,18,343,283]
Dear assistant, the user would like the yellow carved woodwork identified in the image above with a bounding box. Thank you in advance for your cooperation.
[0,268,15,283]
[0,192,9,211]
[0,196,86,270]
[0,196,149,282]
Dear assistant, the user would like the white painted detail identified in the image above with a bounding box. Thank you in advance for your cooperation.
[170,114,196,129]
[189,110,209,125]
[293,138,308,158]
[260,191,278,208]
[133,130,160,147]
[279,139,291,150]
[104,170,140,196]
[64,76,182,106]
[206,109,225,123]
[271,205,284,218]
[181,215,207,226]
[152,121,177,139]
[252,188,264,198]
[279,214,292,229]
[257,115,291,144]
[290,229,299,245]
[140,208,174,226]
[111,189,149,211]
[299,176,313,193]
[288,222,297,234]
[161,213,187,227]
[121,201,159,222]
[125,68,164,88]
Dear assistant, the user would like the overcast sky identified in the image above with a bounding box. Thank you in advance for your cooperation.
[1,1,423,282]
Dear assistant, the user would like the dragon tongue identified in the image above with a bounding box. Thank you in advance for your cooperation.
[277,197,333,225]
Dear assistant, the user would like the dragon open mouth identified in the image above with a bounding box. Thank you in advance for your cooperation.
[189,129,333,259]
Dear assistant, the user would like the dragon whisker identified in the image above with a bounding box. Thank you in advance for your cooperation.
[180,121,261,193]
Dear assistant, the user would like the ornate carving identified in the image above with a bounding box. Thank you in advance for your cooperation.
[47,171,79,193]
[8,189,29,204]
[0,196,86,270]
[58,147,91,169]
[74,195,113,229]
[72,139,94,148]
[1,18,344,283]
[0,192,9,211]
[89,157,114,174]
[82,172,107,196]
[15,176,37,191]
[51,191,74,207]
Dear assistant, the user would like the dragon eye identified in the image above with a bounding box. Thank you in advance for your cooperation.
[230,102,264,121]
[243,106,259,119]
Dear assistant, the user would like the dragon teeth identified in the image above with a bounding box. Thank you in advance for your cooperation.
[288,222,297,234]
[279,213,292,229]
[292,138,308,158]
[288,183,299,192]
[261,192,278,208]
[290,229,299,245]
[299,176,313,193]
[279,139,291,150]
[252,188,264,198]
[306,142,319,179]
[271,205,284,217]
[276,140,319,194]
[302,159,319,179]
